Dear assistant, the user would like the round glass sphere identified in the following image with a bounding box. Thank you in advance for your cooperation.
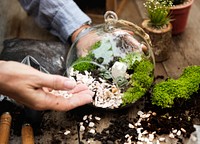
[66,11,155,109]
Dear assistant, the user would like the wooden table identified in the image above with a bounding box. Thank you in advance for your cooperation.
[1,0,200,143]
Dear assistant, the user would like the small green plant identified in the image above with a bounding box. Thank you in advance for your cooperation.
[152,65,200,108]
[144,0,173,28]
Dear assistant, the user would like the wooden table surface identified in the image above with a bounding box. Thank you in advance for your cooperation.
[0,0,200,143]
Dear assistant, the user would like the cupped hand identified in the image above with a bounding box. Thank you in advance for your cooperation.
[0,61,94,111]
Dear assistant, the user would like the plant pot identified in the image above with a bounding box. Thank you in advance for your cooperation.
[141,20,173,62]
[170,0,194,35]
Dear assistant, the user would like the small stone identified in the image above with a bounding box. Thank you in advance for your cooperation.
[137,111,144,116]
[125,134,130,138]
[152,112,156,116]
[177,130,181,136]
[181,128,186,133]
[88,114,92,120]
[80,125,85,132]
[83,115,88,121]
[159,137,165,142]
[64,130,70,135]
[172,129,177,133]
[128,123,134,129]
[94,116,101,121]
[88,122,95,128]
[169,133,175,138]
[89,129,95,134]
[148,133,154,141]
[142,130,148,135]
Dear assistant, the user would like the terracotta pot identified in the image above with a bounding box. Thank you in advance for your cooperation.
[170,0,194,35]
[142,20,173,62]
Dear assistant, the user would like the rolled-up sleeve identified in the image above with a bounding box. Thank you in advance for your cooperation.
[19,0,91,43]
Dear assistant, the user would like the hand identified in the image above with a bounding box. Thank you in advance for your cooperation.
[0,61,94,111]
[73,26,148,57]
[76,30,101,57]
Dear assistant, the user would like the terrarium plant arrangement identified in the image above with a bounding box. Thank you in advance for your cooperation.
[142,0,173,62]
[66,11,155,109]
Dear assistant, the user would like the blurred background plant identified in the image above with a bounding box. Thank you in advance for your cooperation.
[143,0,173,29]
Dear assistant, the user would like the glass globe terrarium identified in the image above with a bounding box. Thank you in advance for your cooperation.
[66,11,155,110]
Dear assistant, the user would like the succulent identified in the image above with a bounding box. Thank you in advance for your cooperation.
[144,0,172,29]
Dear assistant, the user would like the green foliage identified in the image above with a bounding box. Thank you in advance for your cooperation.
[122,59,154,105]
[144,0,172,28]
[122,83,146,105]
[152,66,200,108]
[72,41,101,72]
[119,52,142,70]
[72,53,96,72]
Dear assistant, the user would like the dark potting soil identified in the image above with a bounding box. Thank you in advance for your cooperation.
[79,89,200,143]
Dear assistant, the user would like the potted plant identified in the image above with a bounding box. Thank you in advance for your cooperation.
[142,0,173,62]
[170,0,194,35]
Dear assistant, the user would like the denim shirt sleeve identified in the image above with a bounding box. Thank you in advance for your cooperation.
[19,0,91,43]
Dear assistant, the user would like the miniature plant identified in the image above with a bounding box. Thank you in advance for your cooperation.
[152,65,200,108]
[144,0,173,28]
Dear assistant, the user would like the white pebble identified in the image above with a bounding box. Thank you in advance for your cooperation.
[177,130,181,136]
[88,114,92,120]
[88,122,95,128]
[137,111,144,116]
[181,128,186,133]
[80,125,85,132]
[169,133,175,138]
[89,129,95,134]
[64,130,70,135]
[148,133,154,141]
[142,130,148,135]
[128,123,134,129]
[94,116,101,121]
[159,137,165,142]
[125,134,130,138]
[172,129,177,133]
[83,115,88,121]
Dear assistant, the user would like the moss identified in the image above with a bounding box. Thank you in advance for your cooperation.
[122,83,146,105]
[152,66,200,108]
[72,41,101,72]
[122,59,154,105]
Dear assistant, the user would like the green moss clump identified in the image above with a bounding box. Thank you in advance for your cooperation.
[152,65,200,108]
[122,59,154,105]
[72,52,96,72]
[72,41,101,72]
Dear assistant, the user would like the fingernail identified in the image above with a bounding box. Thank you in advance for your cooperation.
[64,80,76,89]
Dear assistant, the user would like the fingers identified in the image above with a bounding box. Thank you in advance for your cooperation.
[68,84,91,94]
[42,90,93,111]
[38,73,76,91]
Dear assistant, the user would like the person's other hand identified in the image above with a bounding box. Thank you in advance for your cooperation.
[0,61,94,111]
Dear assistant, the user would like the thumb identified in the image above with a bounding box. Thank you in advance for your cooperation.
[38,73,76,90]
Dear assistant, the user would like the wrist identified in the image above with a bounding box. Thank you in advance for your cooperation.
[71,24,91,43]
